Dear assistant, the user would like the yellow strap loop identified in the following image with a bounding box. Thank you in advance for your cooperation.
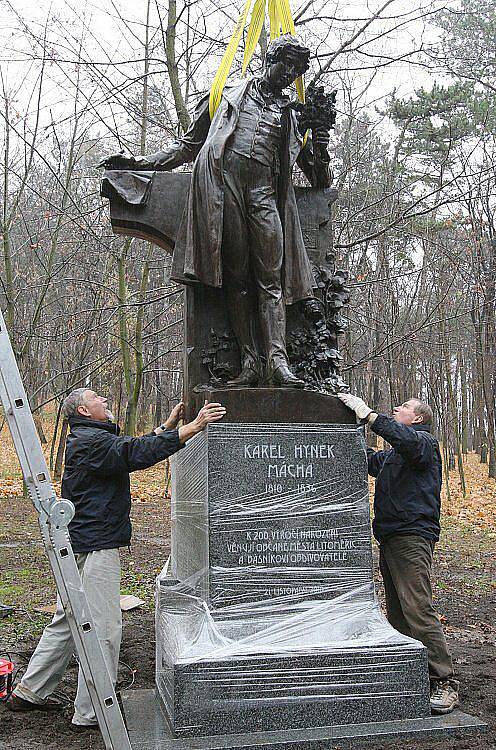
[273,0,305,103]
[242,0,267,75]
[275,0,295,34]
[268,0,281,39]
[209,0,306,119]
[209,0,253,119]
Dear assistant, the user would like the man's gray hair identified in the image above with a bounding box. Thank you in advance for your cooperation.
[412,399,433,426]
[62,388,88,418]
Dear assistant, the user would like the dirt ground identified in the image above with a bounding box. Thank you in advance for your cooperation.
[1,490,495,750]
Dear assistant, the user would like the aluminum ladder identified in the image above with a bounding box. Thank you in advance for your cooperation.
[0,309,132,750]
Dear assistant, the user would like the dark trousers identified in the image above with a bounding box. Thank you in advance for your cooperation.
[379,534,454,682]
[221,149,287,372]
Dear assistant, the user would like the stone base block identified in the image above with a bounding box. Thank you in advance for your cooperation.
[170,423,373,608]
[122,689,488,750]
[156,644,430,738]
[190,389,356,425]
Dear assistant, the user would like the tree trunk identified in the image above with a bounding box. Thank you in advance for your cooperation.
[33,411,47,444]
[124,261,150,436]
[54,418,69,481]
[458,350,469,454]
[439,309,466,496]
[165,0,191,133]
[480,240,496,477]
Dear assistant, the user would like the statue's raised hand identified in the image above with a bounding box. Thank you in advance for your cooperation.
[312,125,331,152]
[96,152,138,170]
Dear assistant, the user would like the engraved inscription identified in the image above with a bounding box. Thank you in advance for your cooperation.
[243,442,336,484]
[207,427,371,604]
[227,526,358,566]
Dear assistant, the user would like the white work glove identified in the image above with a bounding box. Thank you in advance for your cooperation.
[337,393,373,420]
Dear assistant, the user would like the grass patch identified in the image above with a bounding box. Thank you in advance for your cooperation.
[121,570,155,611]
[0,583,23,601]
[0,611,51,647]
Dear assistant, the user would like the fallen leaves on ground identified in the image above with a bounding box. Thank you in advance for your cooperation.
[441,453,496,535]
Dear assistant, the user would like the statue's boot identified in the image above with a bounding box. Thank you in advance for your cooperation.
[227,364,259,387]
[270,362,305,388]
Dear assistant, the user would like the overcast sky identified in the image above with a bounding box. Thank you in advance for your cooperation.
[0,0,451,150]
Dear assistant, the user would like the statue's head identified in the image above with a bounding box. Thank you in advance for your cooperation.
[264,34,311,92]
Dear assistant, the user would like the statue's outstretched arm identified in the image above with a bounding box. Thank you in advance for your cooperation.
[99,95,211,172]
[141,95,211,170]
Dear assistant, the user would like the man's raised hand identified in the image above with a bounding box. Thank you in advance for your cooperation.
[194,401,226,430]
[337,392,373,421]
[178,401,226,443]
[164,402,185,430]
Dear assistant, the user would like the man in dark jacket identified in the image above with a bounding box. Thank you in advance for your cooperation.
[7,388,225,727]
[338,393,459,715]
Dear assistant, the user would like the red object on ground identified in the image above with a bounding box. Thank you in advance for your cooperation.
[0,658,14,698]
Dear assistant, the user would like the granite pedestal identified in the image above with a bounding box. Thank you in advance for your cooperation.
[156,420,437,739]
[170,423,373,608]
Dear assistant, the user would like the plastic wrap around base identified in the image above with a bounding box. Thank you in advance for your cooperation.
[156,569,420,663]
[170,424,375,609]
[158,425,431,737]
[155,566,431,737]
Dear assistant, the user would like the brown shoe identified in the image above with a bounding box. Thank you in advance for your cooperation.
[430,680,460,715]
[6,694,62,712]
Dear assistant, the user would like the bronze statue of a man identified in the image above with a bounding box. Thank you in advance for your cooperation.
[105,35,332,388]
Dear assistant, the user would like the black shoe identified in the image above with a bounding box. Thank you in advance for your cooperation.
[271,364,305,388]
[227,366,259,387]
[6,694,62,712]
[70,721,99,732]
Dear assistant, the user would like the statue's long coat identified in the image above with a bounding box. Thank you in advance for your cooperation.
[150,79,331,305]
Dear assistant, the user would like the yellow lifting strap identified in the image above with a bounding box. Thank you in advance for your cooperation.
[209,0,306,120]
